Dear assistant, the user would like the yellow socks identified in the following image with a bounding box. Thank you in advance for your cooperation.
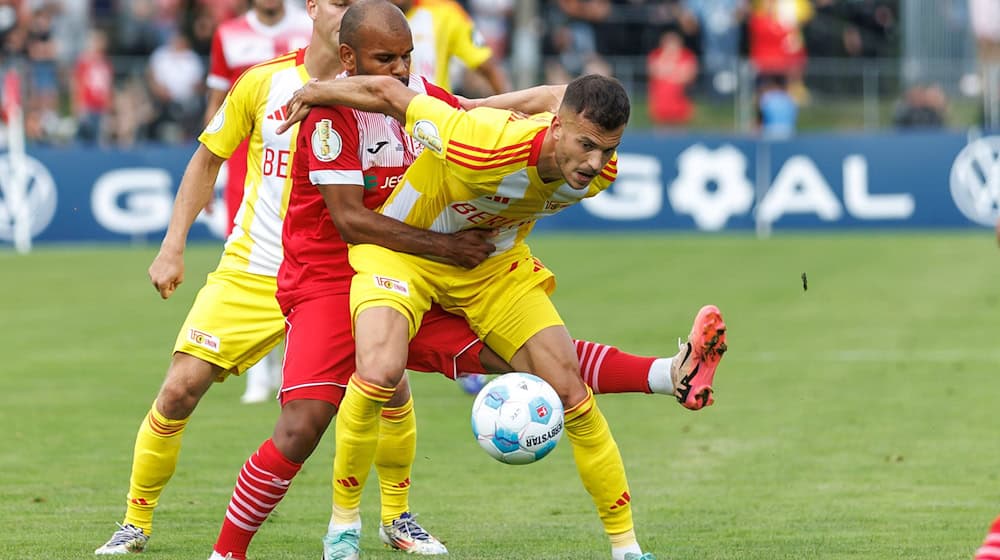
[564,389,634,536]
[124,402,188,534]
[375,395,416,525]
[331,376,394,525]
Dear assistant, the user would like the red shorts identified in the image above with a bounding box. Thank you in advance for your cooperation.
[279,293,486,406]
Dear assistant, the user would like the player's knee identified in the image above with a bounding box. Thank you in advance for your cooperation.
[156,378,203,418]
[158,355,216,418]
[385,381,411,407]
[545,359,588,409]
[272,400,335,461]
[156,381,202,418]
[559,382,591,410]
[355,350,407,388]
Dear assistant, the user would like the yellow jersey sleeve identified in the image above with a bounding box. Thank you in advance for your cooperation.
[405,94,538,188]
[589,153,619,196]
[438,1,491,70]
[198,69,259,159]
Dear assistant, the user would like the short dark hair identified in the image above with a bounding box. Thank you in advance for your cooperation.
[340,0,406,50]
[561,74,631,131]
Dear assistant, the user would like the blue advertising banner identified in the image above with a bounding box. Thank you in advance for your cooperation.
[1,131,997,245]
[536,131,997,233]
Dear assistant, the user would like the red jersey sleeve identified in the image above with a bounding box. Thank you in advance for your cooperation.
[300,105,364,186]
[421,76,462,109]
[206,29,231,91]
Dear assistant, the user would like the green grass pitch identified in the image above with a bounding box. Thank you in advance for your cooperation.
[2,232,999,559]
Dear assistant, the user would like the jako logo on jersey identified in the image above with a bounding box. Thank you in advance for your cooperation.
[205,100,226,134]
[950,136,1000,226]
[374,275,409,296]
[312,118,342,162]
[188,328,220,352]
[412,120,442,154]
[367,141,390,154]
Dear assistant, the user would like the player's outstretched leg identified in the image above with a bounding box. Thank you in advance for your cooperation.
[96,353,220,555]
[572,339,671,395]
[670,305,727,410]
[975,514,1000,560]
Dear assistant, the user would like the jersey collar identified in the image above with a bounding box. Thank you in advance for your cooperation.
[527,127,548,167]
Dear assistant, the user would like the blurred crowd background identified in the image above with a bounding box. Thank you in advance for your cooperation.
[0,0,997,147]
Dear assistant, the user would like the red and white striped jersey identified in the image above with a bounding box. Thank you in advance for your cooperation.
[277,74,460,310]
[206,6,312,93]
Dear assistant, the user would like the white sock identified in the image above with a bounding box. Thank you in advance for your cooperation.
[328,518,362,534]
[646,357,674,394]
[612,543,643,560]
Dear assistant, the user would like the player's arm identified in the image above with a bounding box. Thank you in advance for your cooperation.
[446,2,508,94]
[279,76,417,132]
[151,72,254,299]
[281,76,563,133]
[302,107,494,268]
[321,187,494,268]
[148,144,226,299]
[458,84,566,114]
[472,57,509,95]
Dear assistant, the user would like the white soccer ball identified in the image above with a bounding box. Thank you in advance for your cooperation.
[470,372,564,465]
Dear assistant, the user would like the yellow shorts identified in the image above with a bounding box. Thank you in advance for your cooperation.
[173,265,284,379]
[349,243,562,362]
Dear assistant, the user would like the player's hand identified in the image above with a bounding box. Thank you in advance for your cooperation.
[456,95,480,111]
[447,229,496,268]
[277,80,320,135]
[148,248,185,299]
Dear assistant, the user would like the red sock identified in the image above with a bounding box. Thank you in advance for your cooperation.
[976,514,1000,560]
[573,339,655,394]
[213,438,302,559]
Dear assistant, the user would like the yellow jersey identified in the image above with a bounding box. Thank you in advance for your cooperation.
[379,94,618,256]
[199,49,309,276]
[406,0,492,91]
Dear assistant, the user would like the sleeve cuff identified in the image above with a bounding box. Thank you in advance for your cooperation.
[206,75,231,91]
[309,169,364,186]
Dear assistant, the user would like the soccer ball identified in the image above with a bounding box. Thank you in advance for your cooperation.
[470,372,564,465]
